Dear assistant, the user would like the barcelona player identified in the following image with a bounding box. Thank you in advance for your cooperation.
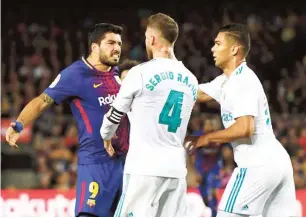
[5,23,129,217]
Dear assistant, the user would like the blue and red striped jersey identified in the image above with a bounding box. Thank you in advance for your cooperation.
[44,57,129,164]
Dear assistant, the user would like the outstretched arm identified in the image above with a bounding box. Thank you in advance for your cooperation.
[196,88,213,103]
[5,93,54,148]
[197,74,226,103]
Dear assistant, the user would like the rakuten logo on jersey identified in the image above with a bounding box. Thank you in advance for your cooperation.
[98,94,116,106]
[0,193,75,216]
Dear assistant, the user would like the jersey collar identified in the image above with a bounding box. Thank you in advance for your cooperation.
[81,56,116,74]
[225,61,247,80]
[82,56,94,70]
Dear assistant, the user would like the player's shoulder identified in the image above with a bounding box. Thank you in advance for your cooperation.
[59,59,86,77]
[111,66,120,76]
[234,63,257,82]
[184,67,199,84]
[130,59,157,71]
[234,63,262,89]
[125,59,158,77]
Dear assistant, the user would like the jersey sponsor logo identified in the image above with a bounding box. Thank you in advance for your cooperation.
[222,113,233,122]
[93,82,103,88]
[98,94,116,106]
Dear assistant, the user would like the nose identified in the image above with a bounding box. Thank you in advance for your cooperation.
[113,43,121,53]
[211,45,215,53]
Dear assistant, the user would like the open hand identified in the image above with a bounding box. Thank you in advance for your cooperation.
[103,135,118,157]
[5,122,20,148]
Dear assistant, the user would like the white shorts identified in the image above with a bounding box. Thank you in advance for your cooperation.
[218,165,296,216]
[114,174,188,217]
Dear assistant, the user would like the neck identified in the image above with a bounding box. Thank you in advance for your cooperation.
[86,54,111,72]
[153,46,177,60]
[223,57,246,77]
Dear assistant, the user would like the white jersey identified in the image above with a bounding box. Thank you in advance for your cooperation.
[102,58,198,178]
[199,62,290,167]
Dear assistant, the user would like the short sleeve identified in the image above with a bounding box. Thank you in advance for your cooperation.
[198,75,226,103]
[112,67,143,113]
[44,69,77,104]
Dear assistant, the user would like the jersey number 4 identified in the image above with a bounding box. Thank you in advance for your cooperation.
[159,90,184,133]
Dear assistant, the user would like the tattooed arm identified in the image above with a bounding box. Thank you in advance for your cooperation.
[6,93,55,148]
[16,93,55,127]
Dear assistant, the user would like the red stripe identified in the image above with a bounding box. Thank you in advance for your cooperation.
[78,181,86,213]
[73,99,93,133]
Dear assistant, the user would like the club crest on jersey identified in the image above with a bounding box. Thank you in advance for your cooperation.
[87,199,96,207]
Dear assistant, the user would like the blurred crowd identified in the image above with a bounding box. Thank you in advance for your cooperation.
[2,2,306,216]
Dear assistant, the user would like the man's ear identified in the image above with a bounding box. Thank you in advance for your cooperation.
[151,35,155,46]
[91,43,99,54]
[232,45,239,56]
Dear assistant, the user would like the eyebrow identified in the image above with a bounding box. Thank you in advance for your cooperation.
[107,40,122,44]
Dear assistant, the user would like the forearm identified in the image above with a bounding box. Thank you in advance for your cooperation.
[100,107,123,140]
[196,89,213,103]
[16,93,54,127]
[205,123,251,144]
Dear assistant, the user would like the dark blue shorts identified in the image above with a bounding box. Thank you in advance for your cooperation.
[75,158,124,217]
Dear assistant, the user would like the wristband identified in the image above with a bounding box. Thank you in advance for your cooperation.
[13,121,23,133]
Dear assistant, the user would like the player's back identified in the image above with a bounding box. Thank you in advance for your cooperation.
[125,58,198,178]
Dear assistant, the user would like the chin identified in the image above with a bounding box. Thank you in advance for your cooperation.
[110,58,120,66]
[214,61,221,68]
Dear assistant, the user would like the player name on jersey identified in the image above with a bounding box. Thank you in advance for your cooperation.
[145,71,197,101]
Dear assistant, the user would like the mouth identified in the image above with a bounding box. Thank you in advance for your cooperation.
[112,53,120,58]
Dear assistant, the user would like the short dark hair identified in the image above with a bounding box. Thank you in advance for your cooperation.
[147,13,179,44]
[219,23,251,56]
[88,23,123,53]
[118,59,140,73]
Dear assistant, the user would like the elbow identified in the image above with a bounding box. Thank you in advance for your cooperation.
[241,123,254,138]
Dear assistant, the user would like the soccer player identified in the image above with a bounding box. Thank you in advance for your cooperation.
[5,23,130,217]
[118,59,140,80]
[100,13,198,217]
[186,23,296,217]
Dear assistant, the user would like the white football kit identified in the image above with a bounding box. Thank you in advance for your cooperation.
[100,58,198,217]
[199,62,296,216]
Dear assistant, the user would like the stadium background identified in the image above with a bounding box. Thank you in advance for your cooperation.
[1,0,306,216]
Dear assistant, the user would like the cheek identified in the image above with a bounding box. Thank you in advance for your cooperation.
[218,47,228,56]
[100,44,111,53]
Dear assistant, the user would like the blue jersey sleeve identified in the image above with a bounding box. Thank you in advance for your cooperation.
[44,69,77,104]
